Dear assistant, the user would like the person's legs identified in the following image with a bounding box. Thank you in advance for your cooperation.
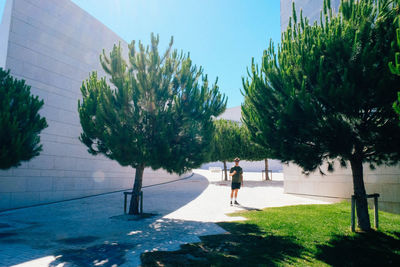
[231,184,241,205]
[233,189,240,204]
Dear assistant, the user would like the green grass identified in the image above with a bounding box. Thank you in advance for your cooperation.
[141,202,400,266]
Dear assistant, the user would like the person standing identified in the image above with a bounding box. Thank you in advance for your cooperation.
[229,157,243,206]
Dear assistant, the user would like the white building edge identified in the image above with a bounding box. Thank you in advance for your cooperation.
[0,0,190,211]
[281,0,400,213]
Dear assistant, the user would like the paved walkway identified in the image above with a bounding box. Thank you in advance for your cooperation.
[0,169,331,266]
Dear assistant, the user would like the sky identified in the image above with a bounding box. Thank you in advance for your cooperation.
[0,0,281,108]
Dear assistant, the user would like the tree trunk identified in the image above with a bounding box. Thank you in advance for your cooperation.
[128,163,145,215]
[265,158,269,180]
[350,156,371,231]
[223,160,228,181]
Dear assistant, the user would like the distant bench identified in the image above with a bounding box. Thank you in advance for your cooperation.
[209,167,222,172]
[262,170,273,180]
[209,167,230,180]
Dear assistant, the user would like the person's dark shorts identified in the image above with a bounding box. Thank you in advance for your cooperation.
[231,182,241,190]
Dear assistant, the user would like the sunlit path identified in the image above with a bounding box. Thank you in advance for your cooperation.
[164,169,332,222]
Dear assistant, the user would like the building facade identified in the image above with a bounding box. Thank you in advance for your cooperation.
[280,0,400,213]
[280,0,340,32]
[0,0,189,211]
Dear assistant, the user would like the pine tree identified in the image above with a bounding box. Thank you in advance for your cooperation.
[78,34,226,214]
[209,119,242,180]
[389,10,400,120]
[240,126,271,179]
[209,119,271,180]
[394,93,400,118]
[242,0,400,231]
[0,68,48,169]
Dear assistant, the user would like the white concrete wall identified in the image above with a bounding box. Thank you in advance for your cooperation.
[284,162,400,213]
[217,106,242,122]
[0,0,190,211]
[0,0,12,68]
[280,0,340,32]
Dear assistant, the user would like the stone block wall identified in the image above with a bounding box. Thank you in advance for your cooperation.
[283,162,400,213]
[0,0,190,211]
[280,0,340,32]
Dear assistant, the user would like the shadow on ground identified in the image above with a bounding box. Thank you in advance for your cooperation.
[55,236,100,245]
[233,205,262,212]
[0,173,211,266]
[315,231,400,266]
[141,222,306,266]
[49,242,136,267]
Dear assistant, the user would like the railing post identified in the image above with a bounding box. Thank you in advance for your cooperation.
[123,191,143,214]
[124,192,128,214]
[351,195,356,232]
[220,168,226,181]
[262,170,273,181]
[140,191,143,214]
[351,193,379,231]
[374,195,379,229]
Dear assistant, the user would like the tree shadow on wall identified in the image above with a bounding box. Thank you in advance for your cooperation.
[315,231,400,266]
[141,222,307,266]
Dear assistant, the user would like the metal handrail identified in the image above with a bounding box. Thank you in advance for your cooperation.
[351,193,380,232]
[123,191,143,214]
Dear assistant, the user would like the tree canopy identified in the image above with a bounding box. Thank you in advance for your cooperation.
[389,12,400,120]
[209,119,242,180]
[78,34,226,214]
[240,126,270,162]
[242,0,400,231]
[209,119,271,180]
[0,68,48,169]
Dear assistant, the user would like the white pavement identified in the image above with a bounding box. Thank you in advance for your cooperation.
[165,169,331,222]
[0,169,332,267]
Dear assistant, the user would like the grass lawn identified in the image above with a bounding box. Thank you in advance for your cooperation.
[141,202,400,266]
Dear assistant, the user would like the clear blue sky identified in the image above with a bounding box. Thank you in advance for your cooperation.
[0,0,281,108]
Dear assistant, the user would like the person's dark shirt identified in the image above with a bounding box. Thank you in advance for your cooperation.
[230,165,243,183]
